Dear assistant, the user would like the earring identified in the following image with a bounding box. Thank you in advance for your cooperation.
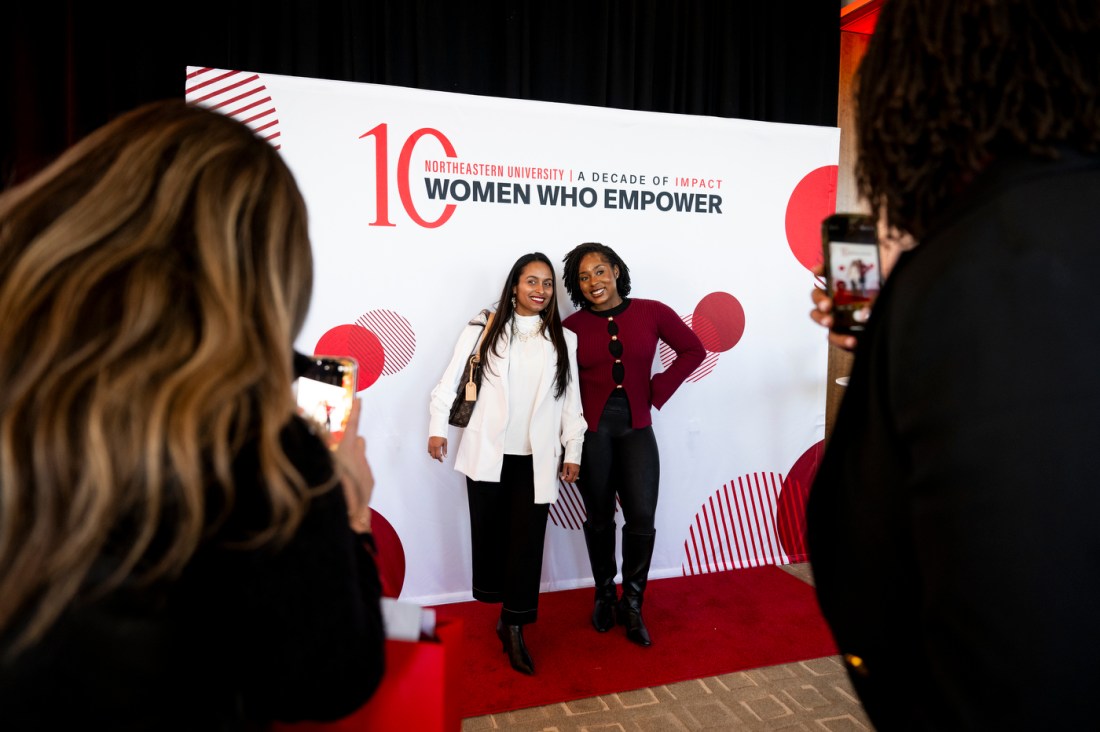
[511,295,517,307]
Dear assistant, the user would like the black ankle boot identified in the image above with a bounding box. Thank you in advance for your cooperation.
[592,584,617,632]
[582,522,619,633]
[616,595,651,646]
[618,529,656,647]
[496,619,534,675]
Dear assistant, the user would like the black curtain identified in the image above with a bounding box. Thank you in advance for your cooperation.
[3,1,839,187]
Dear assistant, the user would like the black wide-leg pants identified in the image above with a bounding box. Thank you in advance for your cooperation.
[466,454,549,626]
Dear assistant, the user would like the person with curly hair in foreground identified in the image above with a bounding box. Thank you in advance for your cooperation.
[807,1,1100,727]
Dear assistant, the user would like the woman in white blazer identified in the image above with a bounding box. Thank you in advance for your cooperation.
[428,252,585,675]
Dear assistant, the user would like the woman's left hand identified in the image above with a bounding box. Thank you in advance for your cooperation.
[560,462,580,483]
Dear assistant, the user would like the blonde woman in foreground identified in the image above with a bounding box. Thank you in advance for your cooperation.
[0,101,385,730]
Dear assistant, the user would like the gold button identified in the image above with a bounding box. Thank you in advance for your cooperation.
[615,385,623,389]
[611,335,618,341]
[615,359,621,363]
[843,653,869,677]
[607,316,614,321]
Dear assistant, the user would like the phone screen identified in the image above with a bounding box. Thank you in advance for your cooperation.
[294,356,357,447]
[823,214,881,334]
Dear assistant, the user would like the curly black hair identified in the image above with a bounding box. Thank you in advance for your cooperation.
[561,242,632,310]
[856,0,1100,240]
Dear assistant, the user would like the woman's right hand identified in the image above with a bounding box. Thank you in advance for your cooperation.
[428,436,447,462]
[810,263,858,351]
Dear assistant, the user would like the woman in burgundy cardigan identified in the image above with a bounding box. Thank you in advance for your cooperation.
[562,242,705,646]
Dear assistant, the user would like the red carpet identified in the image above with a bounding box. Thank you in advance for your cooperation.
[431,565,838,718]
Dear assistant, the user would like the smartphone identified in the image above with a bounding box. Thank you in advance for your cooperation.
[294,356,358,448]
[822,213,881,334]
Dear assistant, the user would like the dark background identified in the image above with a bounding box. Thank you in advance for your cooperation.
[2,1,839,188]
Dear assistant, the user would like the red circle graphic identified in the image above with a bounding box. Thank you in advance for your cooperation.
[785,165,838,272]
[691,292,745,352]
[369,510,406,598]
[314,324,385,391]
[776,440,825,562]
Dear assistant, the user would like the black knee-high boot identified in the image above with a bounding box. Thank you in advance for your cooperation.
[583,523,618,632]
[617,529,656,646]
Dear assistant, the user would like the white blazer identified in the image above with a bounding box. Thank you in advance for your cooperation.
[429,310,586,504]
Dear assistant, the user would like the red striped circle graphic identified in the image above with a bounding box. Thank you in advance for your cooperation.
[185,67,283,149]
[659,314,720,382]
[681,472,791,576]
[355,310,416,375]
[548,482,621,530]
[548,481,586,530]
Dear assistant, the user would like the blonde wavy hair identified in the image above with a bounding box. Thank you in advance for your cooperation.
[0,100,315,654]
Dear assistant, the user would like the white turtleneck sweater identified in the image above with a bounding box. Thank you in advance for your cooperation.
[503,313,545,455]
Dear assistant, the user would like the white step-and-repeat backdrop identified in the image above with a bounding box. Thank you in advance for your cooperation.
[186,67,838,605]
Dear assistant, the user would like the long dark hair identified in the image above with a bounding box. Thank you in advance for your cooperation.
[856,0,1100,240]
[561,242,632,309]
[475,252,571,399]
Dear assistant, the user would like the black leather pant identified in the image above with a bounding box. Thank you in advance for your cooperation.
[579,394,659,601]
[580,394,659,534]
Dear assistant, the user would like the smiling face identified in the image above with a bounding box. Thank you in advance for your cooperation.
[576,253,622,311]
[512,261,555,316]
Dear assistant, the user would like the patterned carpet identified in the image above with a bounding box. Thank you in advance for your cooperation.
[461,563,873,731]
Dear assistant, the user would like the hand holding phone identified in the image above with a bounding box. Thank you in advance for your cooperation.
[294,356,358,448]
[811,264,857,351]
[822,213,882,336]
[334,398,374,534]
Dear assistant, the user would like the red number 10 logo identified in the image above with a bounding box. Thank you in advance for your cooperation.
[360,123,457,229]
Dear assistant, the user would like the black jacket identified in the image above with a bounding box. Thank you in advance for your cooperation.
[808,149,1100,730]
[0,416,385,731]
